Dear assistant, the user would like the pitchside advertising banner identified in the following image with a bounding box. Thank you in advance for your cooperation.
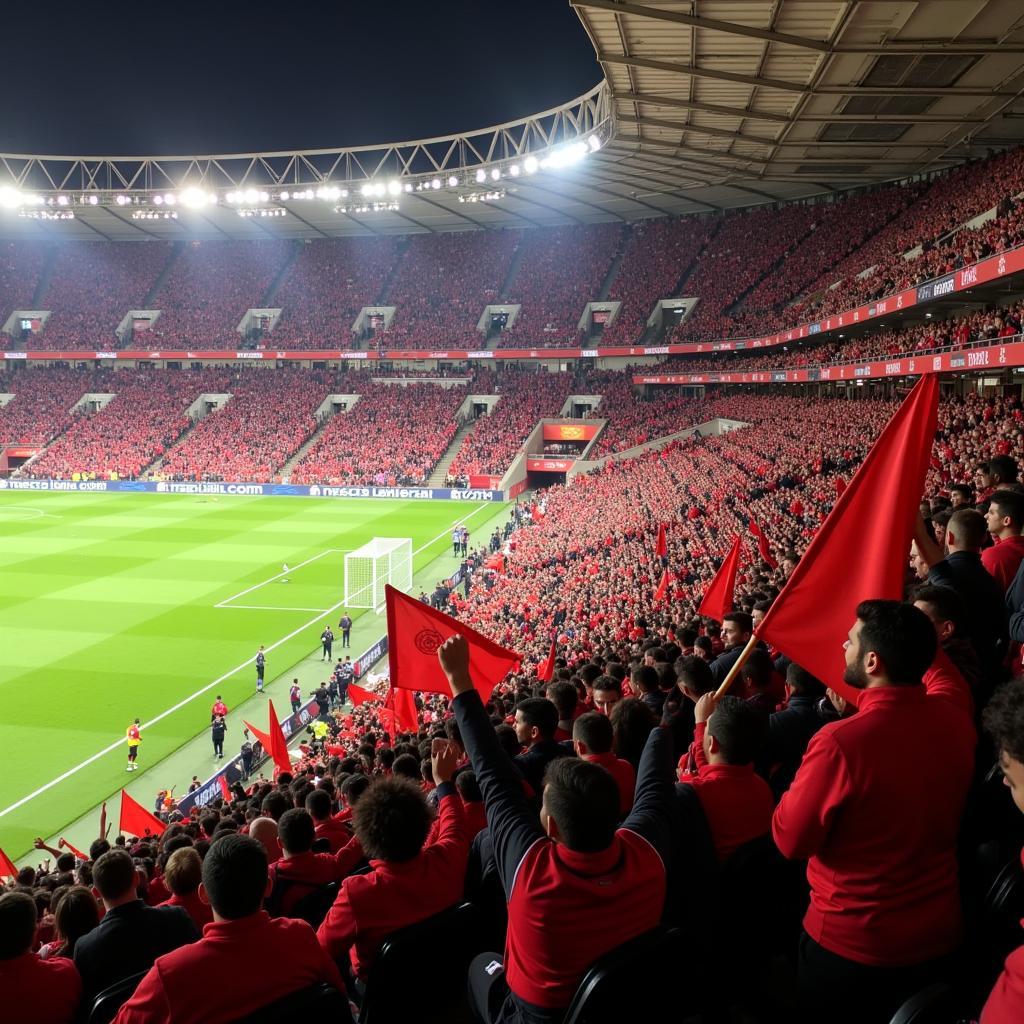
[0,479,505,501]
[5,245,1023,365]
[176,633,392,816]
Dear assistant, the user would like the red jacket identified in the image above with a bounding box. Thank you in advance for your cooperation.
[267,839,365,917]
[313,816,352,853]
[113,912,344,1024]
[982,535,1024,593]
[772,656,975,966]
[159,891,213,930]
[981,940,1024,1023]
[583,751,636,815]
[0,952,82,1024]
[316,784,468,979]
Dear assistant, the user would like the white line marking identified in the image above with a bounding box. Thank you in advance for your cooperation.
[215,549,345,607]
[0,503,493,821]
[220,605,331,613]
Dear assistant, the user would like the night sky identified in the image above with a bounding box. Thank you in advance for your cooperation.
[1,1,600,156]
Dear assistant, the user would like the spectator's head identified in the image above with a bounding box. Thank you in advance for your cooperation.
[740,649,774,693]
[572,711,614,757]
[277,808,316,856]
[248,817,279,862]
[0,892,37,960]
[163,848,203,898]
[988,455,1019,488]
[200,834,269,921]
[975,462,993,492]
[92,848,138,907]
[610,697,656,767]
[949,483,974,509]
[843,600,937,690]
[547,680,578,723]
[52,886,99,956]
[785,663,826,701]
[945,508,988,553]
[913,584,969,645]
[540,757,619,853]
[305,787,332,823]
[986,489,1024,540]
[260,790,289,822]
[704,696,768,766]
[675,654,714,702]
[392,753,421,781]
[983,677,1024,814]
[630,665,659,695]
[721,612,753,650]
[455,770,483,804]
[514,697,558,747]
[694,636,714,661]
[591,675,623,717]
[353,777,432,863]
[751,599,772,630]
[341,773,371,809]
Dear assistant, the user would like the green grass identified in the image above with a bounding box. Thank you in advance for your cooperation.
[0,491,498,860]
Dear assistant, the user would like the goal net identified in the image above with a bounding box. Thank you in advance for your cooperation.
[344,537,413,610]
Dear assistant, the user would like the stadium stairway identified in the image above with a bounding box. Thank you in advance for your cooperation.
[143,415,206,477]
[426,419,477,486]
[261,241,301,307]
[30,245,57,308]
[278,412,346,480]
[143,242,185,308]
[498,237,528,301]
[597,236,628,301]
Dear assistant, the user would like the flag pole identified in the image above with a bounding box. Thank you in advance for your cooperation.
[713,633,760,699]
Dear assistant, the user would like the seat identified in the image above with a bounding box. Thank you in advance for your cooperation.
[233,982,352,1023]
[359,902,484,1024]
[87,970,149,1024]
[281,880,340,930]
[887,983,957,1024]
[561,926,686,1024]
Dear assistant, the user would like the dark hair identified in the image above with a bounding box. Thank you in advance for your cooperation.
[609,697,656,770]
[707,696,768,765]
[202,834,268,920]
[989,489,1024,529]
[630,665,659,694]
[392,753,422,780]
[854,600,937,687]
[515,697,558,740]
[52,885,99,957]
[0,892,37,959]
[573,711,614,754]
[592,675,622,696]
[93,848,137,901]
[694,636,713,657]
[260,791,289,822]
[495,724,522,759]
[785,663,826,699]
[949,483,974,502]
[912,583,968,636]
[341,773,370,806]
[988,454,1019,484]
[277,808,316,855]
[353,777,431,862]
[542,757,620,853]
[983,677,1024,764]
[547,680,578,720]
[740,649,774,690]
[455,770,483,803]
[675,655,714,696]
[722,611,753,635]
[305,788,332,821]
[579,663,603,687]
[932,507,954,530]
[947,508,988,549]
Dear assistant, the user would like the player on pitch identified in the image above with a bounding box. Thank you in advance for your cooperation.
[126,718,141,771]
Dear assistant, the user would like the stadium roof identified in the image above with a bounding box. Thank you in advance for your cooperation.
[2,0,1024,241]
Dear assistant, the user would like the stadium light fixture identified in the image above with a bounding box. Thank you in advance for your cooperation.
[509,164,520,177]
[588,135,601,153]
[490,168,501,181]
[179,186,216,209]
[523,156,539,174]
[387,180,401,196]
[447,175,458,187]
[0,186,23,209]
[475,169,486,183]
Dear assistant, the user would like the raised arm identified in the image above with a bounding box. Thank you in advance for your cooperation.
[440,637,544,901]
[621,723,676,863]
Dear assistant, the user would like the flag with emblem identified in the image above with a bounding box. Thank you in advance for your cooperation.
[119,789,166,838]
[385,584,520,703]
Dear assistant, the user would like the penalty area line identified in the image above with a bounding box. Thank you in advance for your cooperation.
[214,548,347,608]
[0,502,492,823]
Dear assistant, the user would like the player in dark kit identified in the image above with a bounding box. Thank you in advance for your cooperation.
[338,613,352,648]
[255,645,266,692]
[320,626,334,660]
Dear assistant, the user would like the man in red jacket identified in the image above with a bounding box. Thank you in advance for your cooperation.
[773,600,975,1024]
[114,833,348,1024]
[572,711,636,815]
[979,677,1024,1023]
[316,740,468,982]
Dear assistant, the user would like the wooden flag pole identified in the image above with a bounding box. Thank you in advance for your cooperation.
[713,633,760,699]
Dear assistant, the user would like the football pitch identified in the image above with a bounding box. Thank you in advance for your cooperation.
[0,491,503,861]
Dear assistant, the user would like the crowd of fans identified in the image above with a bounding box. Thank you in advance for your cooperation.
[0,368,96,446]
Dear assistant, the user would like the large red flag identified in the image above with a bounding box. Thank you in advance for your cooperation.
[749,518,778,570]
[757,373,939,706]
[654,569,673,603]
[655,522,668,558]
[698,535,743,623]
[835,476,847,498]
[218,775,232,802]
[347,682,379,707]
[537,638,557,683]
[119,789,166,838]
[0,846,17,878]
[59,838,89,861]
[243,719,273,752]
[385,584,520,703]
[385,686,419,732]
[267,700,292,774]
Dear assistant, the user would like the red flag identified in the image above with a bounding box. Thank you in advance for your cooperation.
[267,700,291,775]
[537,638,557,682]
[219,774,232,802]
[243,719,273,752]
[655,522,667,558]
[757,373,939,706]
[484,552,505,573]
[385,686,419,732]
[0,846,17,878]
[347,682,379,707]
[385,584,520,703]
[119,789,166,838]
[835,476,847,498]
[654,569,672,603]
[698,535,743,623]
[749,518,778,570]
[59,838,89,861]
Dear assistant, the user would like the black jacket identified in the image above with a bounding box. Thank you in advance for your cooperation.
[761,695,824,798]
[929,551,1008,673]
[513,739,573,796]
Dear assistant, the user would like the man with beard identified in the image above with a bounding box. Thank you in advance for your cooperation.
[772,600,975,1024]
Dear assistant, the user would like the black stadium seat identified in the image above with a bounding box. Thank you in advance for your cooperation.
[561,926,687,1024]
[359,901,484,1024]
[233,982,352,1024]
[887,983,957,1024]
[87,970,149,1024]
[283,880,340,930]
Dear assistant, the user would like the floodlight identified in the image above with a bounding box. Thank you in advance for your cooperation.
[279,190,290,201]
[88,195,99,206]
[179,187,211,209]
[405,183,413,192]
[163,193,177,206]
[244,189,260,204]
[430,178,441,190]
[523,156,538,174]
[509,165,520,177]
[490,168,501,181]
[57,195,69,205]
[447,175,458,187]
[153,195,164,205]
[360,183,373,197]
[387,180,401,196]
[0,186,22,209]
[475,169,486,183]
[588,135,601,153]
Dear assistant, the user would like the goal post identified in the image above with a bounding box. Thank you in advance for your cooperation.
[344,537,413,610]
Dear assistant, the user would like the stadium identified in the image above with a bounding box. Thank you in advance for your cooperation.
[4,0,1024,1021]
